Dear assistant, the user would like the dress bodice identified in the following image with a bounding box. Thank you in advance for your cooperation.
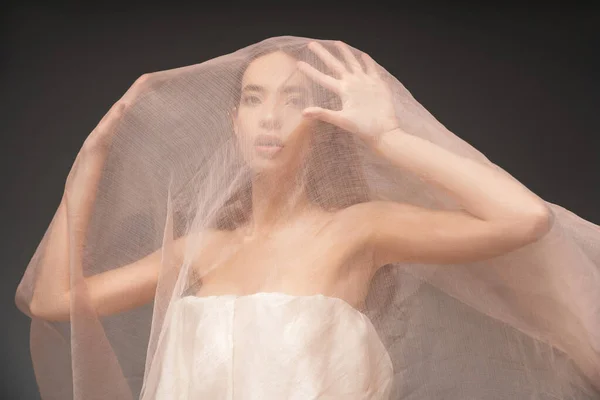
[141,292,394,399]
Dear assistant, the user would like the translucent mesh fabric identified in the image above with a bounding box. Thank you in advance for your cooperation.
[15,36,600,399]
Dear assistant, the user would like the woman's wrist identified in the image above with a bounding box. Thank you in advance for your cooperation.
[371,127,408,157]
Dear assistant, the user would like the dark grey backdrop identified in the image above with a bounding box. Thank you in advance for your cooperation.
[2,3,598,399]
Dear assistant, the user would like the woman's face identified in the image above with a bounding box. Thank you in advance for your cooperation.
[233,51,316,174]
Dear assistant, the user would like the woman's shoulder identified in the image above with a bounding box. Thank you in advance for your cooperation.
[177,227,238,252]
[330,201,376,233]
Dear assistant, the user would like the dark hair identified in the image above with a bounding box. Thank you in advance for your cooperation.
[211,39,372,230]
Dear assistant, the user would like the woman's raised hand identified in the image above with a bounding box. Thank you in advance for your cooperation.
[297,41,400,147]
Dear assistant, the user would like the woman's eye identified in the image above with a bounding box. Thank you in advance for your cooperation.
[286,97,306,107]
[242,96,261,106]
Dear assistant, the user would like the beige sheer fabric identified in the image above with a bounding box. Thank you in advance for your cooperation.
[15,36,600,399]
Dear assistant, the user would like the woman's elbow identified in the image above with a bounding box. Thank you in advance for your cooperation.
[28,292,71,322]
[522,205,554,242]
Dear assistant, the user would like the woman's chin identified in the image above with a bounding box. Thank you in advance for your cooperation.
[250,159,284,173]
[244,144,308,176]
[248,156,296,176]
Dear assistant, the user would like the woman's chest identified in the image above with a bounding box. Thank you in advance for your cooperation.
[192,223,373,306]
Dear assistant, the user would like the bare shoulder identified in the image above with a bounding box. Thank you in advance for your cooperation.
[328,200,408,249]
[178,227,244,274]
[331,202,376,232]
[176,227,235,257]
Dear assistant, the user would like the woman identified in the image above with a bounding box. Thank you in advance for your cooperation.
[16,37,600,399]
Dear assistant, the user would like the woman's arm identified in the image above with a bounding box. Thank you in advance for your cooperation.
[375,128,551,222]
[27,99,122,321]
[351,128,552,267]
[298,41,552,267]
[29,217,185,322]
[27,91,183,322]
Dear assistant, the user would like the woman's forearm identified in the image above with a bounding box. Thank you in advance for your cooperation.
[29,99,127,318]
[29,151,107,319]
[374,128,550,222]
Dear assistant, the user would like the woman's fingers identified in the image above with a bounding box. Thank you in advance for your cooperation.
[102,103,127,130]
[83,64,200,155]
[334,41,362,73]
[302,107,349,131]
[119,73,153,105]
[307,41,347,76]
[83,103,127,154]
[296,61,340,93]
[361,53,380,78]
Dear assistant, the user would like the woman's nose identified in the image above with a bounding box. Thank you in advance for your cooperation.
[259,106,283,130]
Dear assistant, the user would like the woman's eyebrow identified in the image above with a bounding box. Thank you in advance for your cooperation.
[241,84,265,93]
[281,85,308,95]
[241,84,308,95]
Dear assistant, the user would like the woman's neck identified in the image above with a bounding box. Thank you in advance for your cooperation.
[248,170,312,236]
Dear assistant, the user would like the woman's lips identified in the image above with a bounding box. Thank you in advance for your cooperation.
[254,133,285,158]
[255,145,284,157]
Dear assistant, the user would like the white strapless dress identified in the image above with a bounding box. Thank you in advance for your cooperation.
[142,292,394,399]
